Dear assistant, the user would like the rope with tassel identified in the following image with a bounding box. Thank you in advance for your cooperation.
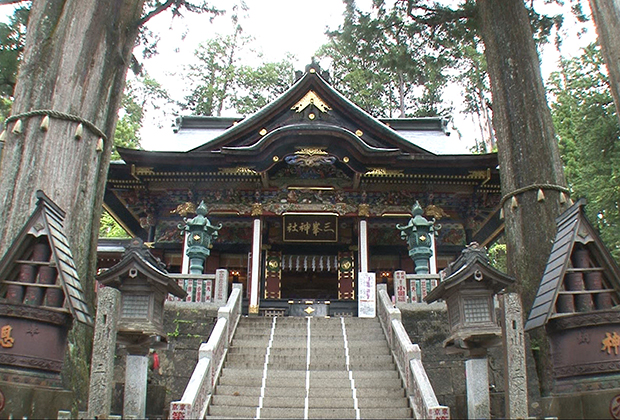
[499,183,571,219]
[0,109,107,152]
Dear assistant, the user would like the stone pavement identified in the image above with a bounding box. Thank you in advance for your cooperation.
[207,316,413,419]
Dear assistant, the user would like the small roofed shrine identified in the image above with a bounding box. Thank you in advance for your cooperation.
[525,200,620,397]
[0,191,93,418]
[102,61,503,315]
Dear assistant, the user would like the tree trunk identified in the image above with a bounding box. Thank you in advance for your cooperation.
[477,0,570,398]
[0,0,145,406]
[588,0,620,124]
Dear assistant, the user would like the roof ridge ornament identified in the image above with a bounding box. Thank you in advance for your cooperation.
[291,90,332,113]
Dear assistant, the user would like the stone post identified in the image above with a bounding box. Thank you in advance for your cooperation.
[394,270,408,305]
[87,287,121,419]
[123,352,149,419]
[214,268,229,306]
[465,356,491,419]
[359,219,369,273]
[249,218,262,315]
[500,292,529,419]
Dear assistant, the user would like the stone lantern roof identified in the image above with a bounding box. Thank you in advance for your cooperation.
[425,242,515,303]
[96,237,186,299]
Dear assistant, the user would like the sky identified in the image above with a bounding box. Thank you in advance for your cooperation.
[1,0,598,152]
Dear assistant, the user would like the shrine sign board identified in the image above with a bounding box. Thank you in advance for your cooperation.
[283,213,338,243]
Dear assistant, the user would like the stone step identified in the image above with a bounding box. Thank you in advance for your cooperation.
[214,384,407,399]
[217,372,403,389]
[220,368,400,379]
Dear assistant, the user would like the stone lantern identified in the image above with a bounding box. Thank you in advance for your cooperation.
[178,201,222,274]
[425,242,515,419]
[396,201,439,274]
[96,237,186,419]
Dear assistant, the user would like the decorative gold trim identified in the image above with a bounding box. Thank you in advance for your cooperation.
[259,128,268,136]
[355,130,363,137]
[291,91,332,113]
[251,203,263,216]
[364,168,404,177]
[358,204,370,217]
[295,147,327,156]
[273,156,279,162]
[249,304,259,314]
[218,167,258,175]
[343,157,349,163]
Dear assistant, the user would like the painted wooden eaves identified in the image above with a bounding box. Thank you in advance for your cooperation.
[524,199,620,331]
[0,191,94,326]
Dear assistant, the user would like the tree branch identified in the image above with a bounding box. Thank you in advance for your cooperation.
[137,0,176,28]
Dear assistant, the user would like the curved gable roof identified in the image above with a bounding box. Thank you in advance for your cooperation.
[188,64,439,157]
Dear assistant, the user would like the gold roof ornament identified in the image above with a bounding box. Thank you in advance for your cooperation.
[291,90,332,113]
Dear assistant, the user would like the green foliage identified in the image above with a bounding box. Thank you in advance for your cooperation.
[99,210,129,238]
[181,30,295,116]
[112,75,171,159]
[0,6,28,99]
[232,57,295,115]
[548,43,620,260]
[316,0,457,118]
[487,241,507,273]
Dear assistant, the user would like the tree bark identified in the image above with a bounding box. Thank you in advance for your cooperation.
[588,0,620,124]
[477,0,568,310]
[477,0,570,399]
[0,0,145,406]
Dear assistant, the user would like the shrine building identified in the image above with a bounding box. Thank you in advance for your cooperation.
[100,61,502,315]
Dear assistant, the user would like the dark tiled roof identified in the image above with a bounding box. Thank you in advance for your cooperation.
[525,199,620,331]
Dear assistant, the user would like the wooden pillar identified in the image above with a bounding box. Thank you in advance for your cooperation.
[249,218,262,314]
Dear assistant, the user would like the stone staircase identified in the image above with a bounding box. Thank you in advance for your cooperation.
[207,316,413,419]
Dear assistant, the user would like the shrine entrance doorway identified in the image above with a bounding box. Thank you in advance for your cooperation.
[262,250,357,316]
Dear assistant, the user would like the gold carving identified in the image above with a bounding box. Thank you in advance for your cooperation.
[251,203,263,216]
[355,129,363,137]
[295,148,327,156]
[364,168,404,177]
[218,167,258,175]
[602,332,620,355]
[259,128,267,136]
[249,304,259,315]
[171,202,197,216]
[291,91,332,113]
[358,204,370,217]
[425,204,449,220]
[304,306,315,314]
[0,325,14,348]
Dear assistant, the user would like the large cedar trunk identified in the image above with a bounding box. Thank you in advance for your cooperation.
[588,0,620,124]
[0,0,145,406]
[477,0,570,398]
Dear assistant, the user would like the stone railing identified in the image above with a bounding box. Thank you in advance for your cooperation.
[377,284,450,419]
[169,284,242,420]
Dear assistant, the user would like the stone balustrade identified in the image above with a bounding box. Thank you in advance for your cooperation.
[168,284,243,420]
[377,284,450,419]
